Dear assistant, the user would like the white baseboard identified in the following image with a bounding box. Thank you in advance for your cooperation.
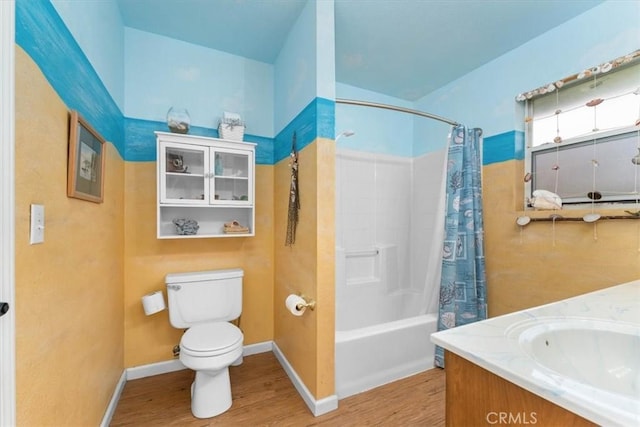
[272,342,338,416]
[243,340,273,356]
[125,340,274,381]
[100,370,127,427]
[126,358,186,381]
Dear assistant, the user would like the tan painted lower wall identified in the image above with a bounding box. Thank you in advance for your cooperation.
[484,159,640,317]
[14,47,125,426]
[123,162,275,367]
[273,139,335,399]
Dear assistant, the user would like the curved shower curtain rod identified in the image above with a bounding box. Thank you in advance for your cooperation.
[335,98,459,126]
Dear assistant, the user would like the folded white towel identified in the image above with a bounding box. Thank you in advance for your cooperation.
[530,189,562,210]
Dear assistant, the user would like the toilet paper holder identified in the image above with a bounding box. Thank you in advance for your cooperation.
[296,294,316,311]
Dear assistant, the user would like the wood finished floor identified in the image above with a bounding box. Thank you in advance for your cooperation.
[110,352,445,427]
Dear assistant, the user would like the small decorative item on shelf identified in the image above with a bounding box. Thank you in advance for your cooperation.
[218,111,245,141]
[173,218,199,235]
[223,220,249,234]
[167,107,191,134]
[214,153,223,175]
[166,153,188,173]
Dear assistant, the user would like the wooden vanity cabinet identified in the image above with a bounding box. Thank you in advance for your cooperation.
[444,351,596,427]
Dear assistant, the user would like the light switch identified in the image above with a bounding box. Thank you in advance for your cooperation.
[29,204,45,245]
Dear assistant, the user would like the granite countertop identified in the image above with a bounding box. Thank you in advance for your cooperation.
[431,280,640,427]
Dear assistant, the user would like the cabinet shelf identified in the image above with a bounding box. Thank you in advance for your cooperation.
[157,205,254,238]
[159,202,253,208]
[214,175,248,180]
[167,172,204,178]
[156,132,256,239]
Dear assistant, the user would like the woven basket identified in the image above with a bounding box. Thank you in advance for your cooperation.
[218,122,245,141]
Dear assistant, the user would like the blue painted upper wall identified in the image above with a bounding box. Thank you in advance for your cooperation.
[16,0,334,165]
[15,0,124,156]
[51,0,125,111]
[274,0,321,136]
[124,117,274,164]
[415,0,640,163]
[315,0,337,104]
[335,0,639,162]
[335,83,415,157]
[121,27,278,163]
[273,0,335,163]
[20,0,634,166]
[123,28,275,138]
[273,97,335,164]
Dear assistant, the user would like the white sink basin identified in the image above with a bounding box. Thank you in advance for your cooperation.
[516,318,640,398]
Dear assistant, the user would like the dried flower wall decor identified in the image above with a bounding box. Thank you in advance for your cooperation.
[285,132,300,246]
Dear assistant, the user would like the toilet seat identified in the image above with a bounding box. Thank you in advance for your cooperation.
[181,322,243,357]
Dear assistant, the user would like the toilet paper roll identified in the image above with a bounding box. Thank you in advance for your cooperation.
[142,290,166,316]
[285,294,306,316]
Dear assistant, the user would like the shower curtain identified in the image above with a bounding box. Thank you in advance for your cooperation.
[434,125,487,368]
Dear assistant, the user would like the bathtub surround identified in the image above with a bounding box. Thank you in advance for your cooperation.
[435,126,487,368]
[334,143,446,396]
[432,279,640,426]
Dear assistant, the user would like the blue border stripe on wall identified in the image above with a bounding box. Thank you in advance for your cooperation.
[124,119,166,162]
[251,135,275,165]
[274,97,335,164]
[482,130,524,165]
[124,119,218,162]
[124,118,274,164]
[126,97,331,164]
[15,0,124,156]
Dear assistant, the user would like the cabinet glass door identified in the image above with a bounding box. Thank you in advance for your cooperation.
[211,149,252,204]
[160,142,209,204]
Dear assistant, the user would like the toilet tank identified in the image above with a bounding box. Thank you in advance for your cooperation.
[165,268,243,329]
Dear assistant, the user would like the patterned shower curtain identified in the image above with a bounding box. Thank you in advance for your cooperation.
[434,125,487,368]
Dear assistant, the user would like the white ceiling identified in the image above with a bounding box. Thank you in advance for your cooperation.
[117,0,603,101]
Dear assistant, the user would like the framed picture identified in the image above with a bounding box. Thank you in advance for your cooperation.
[67,110,106,203]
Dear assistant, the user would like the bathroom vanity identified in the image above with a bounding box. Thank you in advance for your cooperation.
[431,280,640,427]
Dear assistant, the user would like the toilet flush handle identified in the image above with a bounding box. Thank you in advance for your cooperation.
[167,284,182,291]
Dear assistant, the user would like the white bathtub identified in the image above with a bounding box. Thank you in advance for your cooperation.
[335,312,438,399]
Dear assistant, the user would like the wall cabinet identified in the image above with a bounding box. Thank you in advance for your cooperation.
[155,131,256,238]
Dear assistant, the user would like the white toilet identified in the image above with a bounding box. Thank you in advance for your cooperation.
[165,268,244,419]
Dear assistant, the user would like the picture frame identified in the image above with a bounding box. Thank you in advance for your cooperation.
[67,110,106,203]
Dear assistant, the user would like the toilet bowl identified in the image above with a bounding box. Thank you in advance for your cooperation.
[165,268,244,418]
[179,322,243,418]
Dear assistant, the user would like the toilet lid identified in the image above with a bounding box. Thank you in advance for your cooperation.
[181,323,243,356]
